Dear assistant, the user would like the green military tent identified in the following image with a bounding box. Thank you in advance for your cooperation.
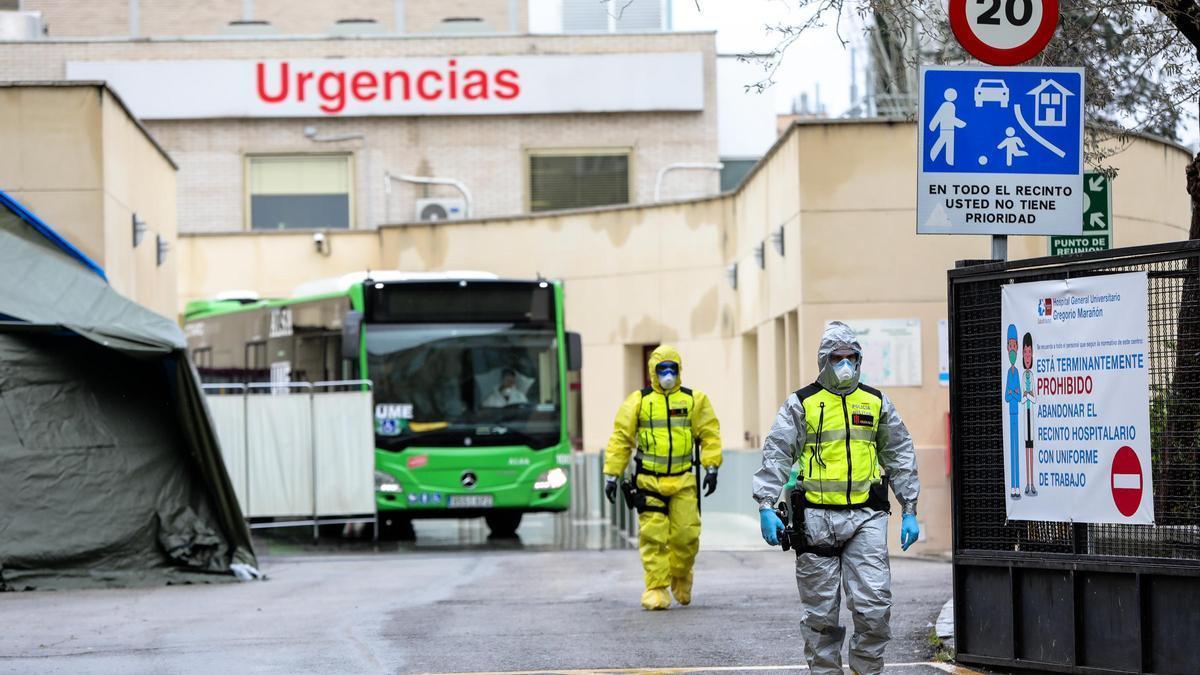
[0,189,258,590]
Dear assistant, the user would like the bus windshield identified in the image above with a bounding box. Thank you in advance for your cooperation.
[366,323,561,450]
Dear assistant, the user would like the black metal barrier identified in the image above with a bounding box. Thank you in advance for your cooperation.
[949,241,1200,674]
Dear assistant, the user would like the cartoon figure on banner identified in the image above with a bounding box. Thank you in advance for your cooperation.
[1004,324,1022,499]
[1022,332,1038,496]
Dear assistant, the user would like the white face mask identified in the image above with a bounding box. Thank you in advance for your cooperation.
[657,373,677,390]
[833,359,857,383]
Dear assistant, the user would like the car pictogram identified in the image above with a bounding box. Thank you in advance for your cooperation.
[974,79,1010,107]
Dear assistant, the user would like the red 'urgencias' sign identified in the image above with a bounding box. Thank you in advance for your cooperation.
[66,53,704,119]
[256,60,522,114]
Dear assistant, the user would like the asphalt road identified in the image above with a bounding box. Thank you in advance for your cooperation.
[0,532,963,674]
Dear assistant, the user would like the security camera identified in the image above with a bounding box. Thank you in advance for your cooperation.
[312,231,328,254]
[303,125,318,139]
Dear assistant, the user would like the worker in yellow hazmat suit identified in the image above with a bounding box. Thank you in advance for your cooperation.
[603,345,723,610]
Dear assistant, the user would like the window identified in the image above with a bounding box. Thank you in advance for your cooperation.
[247,155,352,230]
[720,159,758,192]
[560,0,666,32]
[528,150,630,212]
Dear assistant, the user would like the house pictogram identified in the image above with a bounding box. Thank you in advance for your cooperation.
[1027,79,1073,127]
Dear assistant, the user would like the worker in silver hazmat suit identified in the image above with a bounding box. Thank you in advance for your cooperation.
[753,321,921,675]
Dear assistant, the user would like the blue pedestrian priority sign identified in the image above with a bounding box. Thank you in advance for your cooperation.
[917,65,1085,235]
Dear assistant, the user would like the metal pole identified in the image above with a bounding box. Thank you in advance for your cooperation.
[311,384,319,542]
[992,234,1008,261]
[242,385,250,520]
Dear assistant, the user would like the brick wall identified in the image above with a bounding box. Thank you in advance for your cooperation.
[25,0,129,37]
[0,32,718,233]
[405,0,513,34]
[22,0,526,37]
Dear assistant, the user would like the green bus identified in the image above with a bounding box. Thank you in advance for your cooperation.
[184,272,581,538]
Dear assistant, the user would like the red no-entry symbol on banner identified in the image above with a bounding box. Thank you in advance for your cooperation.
[949,0,1059,66]
[1110,445,1143,518]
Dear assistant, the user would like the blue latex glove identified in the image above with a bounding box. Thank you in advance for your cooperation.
[759,508,785,546]
[900,514,920,551]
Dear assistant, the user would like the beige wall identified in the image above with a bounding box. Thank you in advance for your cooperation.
[23,0,525,37]
[0,32,719,233]
[177,120,1194,553]
[100,91,179,315]
[0,84,178,318]
[0,85,104,260]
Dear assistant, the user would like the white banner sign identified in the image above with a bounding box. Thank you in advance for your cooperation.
[837,319,923,387]
[66,53,704,119]
[1001,271,1153,524]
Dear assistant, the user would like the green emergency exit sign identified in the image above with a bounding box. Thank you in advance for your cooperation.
[1050,172,1111,255]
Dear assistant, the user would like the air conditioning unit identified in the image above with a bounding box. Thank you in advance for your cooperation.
[414,198,466,222]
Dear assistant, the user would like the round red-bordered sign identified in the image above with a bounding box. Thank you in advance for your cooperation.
[949,0,1059,66]
[1110,445,1143,518]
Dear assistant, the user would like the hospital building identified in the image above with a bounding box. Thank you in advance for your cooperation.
[0,0,1193,553]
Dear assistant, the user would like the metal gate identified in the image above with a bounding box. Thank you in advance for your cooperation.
[948,241,1200,674]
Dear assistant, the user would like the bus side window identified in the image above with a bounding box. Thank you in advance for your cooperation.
[245,341,267,384]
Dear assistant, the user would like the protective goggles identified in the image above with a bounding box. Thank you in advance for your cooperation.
[830,352,859,365]
[655,361,679,376]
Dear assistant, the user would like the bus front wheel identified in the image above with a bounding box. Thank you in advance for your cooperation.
[485,512,523,538]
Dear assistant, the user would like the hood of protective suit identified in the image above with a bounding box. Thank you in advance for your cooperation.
[647,344,683,394]
[817,321,863,394]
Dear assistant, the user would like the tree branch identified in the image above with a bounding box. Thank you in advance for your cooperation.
[1147,0,1200,48]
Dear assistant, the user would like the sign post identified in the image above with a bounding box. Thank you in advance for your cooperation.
[1050,172,1112,255]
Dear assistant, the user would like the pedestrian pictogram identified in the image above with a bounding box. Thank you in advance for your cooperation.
[949,0,1060,66]
[918,65,1084,235]
[1111,445,1143,518]
[1050,172,1112,255]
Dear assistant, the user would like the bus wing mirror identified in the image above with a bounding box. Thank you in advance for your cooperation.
[566,331,582,371]
[342,311,363,361]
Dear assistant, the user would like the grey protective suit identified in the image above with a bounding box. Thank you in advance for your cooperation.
[752,321,919,675]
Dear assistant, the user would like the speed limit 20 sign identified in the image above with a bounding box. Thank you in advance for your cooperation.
[950,0,1059,66]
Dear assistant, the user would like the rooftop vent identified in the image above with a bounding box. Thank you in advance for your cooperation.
[221,20,278,36]
[328,18,387,36]
[0,11,44,41]
[433,17,491,35]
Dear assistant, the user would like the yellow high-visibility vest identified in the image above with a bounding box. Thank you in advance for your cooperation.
[795,382,883,506]
[635,386,696,475]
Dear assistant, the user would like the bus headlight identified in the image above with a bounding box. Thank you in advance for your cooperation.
[375,471,403,493]
[534,467,568,490]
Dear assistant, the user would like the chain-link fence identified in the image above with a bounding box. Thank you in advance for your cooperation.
[949,241,1200,674]
[951,242,1200,562]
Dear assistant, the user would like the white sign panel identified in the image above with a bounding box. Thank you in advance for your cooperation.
[1001,272,1153,524]
[67,53,704,119]
[836,319,923,388]
[918,65,1084,235]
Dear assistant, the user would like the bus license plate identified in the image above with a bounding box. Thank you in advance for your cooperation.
[449,495,493,508]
